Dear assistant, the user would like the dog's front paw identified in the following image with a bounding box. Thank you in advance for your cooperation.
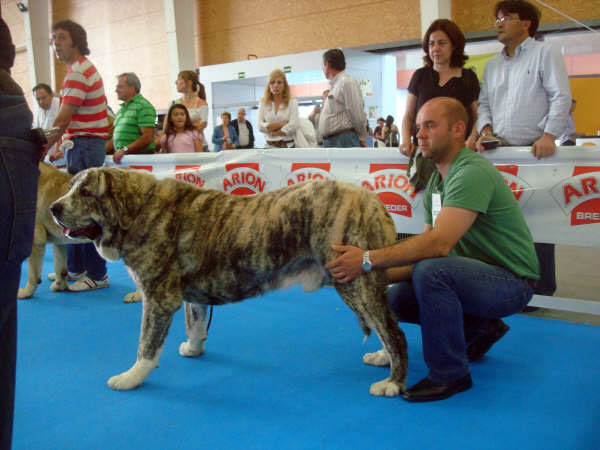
[179,340,205,357]
[123,290,142,303]
[50,280,68,292]
[107,360,154,390]
[370,378,402,397]
[363,349,390,366]
[17,285,35,299]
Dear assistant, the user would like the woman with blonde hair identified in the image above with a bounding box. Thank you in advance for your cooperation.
[175,70,209,150]
[258,69,299,148]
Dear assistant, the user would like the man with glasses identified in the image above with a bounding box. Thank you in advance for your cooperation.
[476,1,571,299]
[46,20,110,292]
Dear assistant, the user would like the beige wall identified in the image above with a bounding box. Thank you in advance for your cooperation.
[52,0,172,111]
[2,0,32,108]
[195,0,421,66]
[453,0,598,35]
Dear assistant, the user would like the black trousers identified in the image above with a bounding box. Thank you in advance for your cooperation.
[534,242,556,296]
[0,262,19,450]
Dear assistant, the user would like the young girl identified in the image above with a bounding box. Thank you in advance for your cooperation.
[160,104,204,153]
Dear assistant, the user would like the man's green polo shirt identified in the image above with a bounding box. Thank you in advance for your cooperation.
[113,93,156,152]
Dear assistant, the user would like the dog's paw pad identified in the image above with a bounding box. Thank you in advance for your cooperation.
[50,281,67,292]
[363,349,390,366]
[369,378,401,397]
[179,341,205,357]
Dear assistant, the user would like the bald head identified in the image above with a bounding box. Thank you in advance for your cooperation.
[420,97,468,135]
[416,97,469,164]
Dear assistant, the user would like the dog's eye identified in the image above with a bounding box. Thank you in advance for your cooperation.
[79,186,94,197]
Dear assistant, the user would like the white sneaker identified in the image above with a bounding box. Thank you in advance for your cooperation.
[67,275,109,292]
[48,271,85,282]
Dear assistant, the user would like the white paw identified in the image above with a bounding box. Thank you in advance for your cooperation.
[50,280,68,292]
[370,378,402,397]
[363,349,390,366]
[106,360,154,390]
[123,290,142,303]
[18,286,35,299]
[179,340,205,357]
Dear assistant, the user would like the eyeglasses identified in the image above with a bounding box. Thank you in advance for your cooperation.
[494,16,518,27]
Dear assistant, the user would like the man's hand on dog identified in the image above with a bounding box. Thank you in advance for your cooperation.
[326,244,364,283]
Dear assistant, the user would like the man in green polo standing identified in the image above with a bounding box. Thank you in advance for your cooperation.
[110,72,156,164]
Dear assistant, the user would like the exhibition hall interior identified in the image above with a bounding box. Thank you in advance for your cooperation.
[2,0,599,449]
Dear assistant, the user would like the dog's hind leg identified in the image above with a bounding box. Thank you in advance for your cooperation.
[107,296,179,391]
[179,302,208,357]
[336,276,408,397]
[18,242,46,299]
[49,244,68,292]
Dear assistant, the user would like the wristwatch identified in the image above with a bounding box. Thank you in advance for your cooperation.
[121,146,129,155]
[361,251,373,273]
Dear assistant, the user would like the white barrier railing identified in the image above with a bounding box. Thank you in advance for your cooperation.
[106,146,600,248]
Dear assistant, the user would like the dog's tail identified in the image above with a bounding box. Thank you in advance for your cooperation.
[359,319,371,342]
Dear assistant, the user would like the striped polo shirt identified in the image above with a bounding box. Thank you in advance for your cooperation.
[60,57,109,140]
[113,93,156,152]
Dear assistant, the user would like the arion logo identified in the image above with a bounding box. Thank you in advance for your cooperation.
[495,165,533,207]
[284,162,333,186]
[174,165,205,187]
[222,163,269,196]
[550,166,600,226]
[130,165,153,172]
[360,164,418,217]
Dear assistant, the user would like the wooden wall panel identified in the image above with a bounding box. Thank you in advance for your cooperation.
[52,0,172,110]
[195,0,421,66]
[452,0,599,35]
[2,0,32,108]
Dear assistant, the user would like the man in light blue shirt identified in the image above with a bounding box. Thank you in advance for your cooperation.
[476,0,571,159]
[476,1,572,298]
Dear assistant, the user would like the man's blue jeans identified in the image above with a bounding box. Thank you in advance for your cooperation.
[323,130,360,148]
[65,136,107,280]
[387,257,534,382]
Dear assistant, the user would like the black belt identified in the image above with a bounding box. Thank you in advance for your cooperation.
[323,128,354,140]
[524,278,536,289]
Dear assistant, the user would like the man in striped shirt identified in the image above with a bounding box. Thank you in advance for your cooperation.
[109,72,156,164]
[48,20,110,292]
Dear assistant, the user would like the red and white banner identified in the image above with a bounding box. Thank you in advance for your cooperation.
[105,147,600,247]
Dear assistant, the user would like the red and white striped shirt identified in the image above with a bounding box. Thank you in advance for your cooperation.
[60,57,109,140]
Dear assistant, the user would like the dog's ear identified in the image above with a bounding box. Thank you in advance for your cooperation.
[99,168,134,230]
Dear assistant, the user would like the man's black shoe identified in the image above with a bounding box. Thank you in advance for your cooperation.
[402,374,472,402]
[467,319,509,362]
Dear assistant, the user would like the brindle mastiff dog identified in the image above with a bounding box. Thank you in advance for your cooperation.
[51,166,408,397]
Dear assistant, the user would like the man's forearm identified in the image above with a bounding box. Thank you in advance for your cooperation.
[370,231,450,270]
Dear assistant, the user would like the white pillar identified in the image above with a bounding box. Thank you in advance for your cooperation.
[419,0,451,37]
[21,0,52,90]
[381,54,397,121]
[164,0,196,100]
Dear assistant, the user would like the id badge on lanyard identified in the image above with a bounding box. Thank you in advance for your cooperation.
[431,192,442,227]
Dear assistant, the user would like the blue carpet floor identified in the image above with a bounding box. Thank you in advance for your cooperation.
[13,252,600,450]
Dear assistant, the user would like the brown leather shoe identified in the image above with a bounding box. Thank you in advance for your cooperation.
[467,319,509,362]
[402,375,472,402]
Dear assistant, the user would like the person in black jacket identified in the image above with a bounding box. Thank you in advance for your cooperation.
[1,17,42,449]
[231,108,255,149]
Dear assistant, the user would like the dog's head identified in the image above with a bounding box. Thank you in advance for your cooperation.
[51,166,153,261]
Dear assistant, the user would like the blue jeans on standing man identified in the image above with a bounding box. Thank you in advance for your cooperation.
[0,90,40,450]
[65,136,107,280]
[323,129,360,148]
[387,256,534,383]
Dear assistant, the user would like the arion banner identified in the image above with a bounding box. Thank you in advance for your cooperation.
[104,147,600,247]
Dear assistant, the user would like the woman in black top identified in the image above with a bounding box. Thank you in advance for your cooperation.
[400,19,480,156]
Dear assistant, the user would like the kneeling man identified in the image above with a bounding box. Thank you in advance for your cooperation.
[326,97,539,402]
